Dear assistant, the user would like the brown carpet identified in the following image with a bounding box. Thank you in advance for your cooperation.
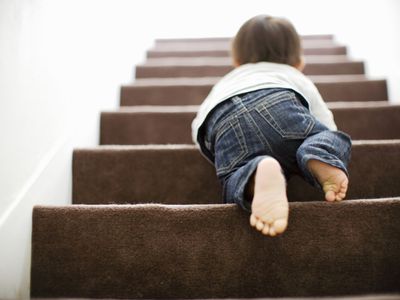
[73,141,400,205]
[120,77,388,106]
[135,61,365,78]
[100,102,400,145]
[31,297,400,300]
[31,199,400,298]
[146,45,349,58]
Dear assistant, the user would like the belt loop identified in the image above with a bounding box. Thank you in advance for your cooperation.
[231,96,242,105]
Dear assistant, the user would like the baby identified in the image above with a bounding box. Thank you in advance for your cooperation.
[192,15,351,237]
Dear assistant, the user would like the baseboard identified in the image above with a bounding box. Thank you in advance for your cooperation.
[0,134,74,299]
[0,102,106,299]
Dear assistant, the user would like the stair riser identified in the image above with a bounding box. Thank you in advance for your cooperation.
[31,201,400,298]
[100,105,400,145]
[155,35,335,44]
[73,142,400,205]
[121,80,388,105]
[152,41,340,52]
[147,46,347,58]
[135,62,365,78]
[145,55,352,64]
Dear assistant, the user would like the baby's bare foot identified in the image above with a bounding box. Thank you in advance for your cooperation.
[249,158,289,237]
[307,159,349,202]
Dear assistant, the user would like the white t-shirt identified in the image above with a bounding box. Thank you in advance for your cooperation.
[191,61,337,145]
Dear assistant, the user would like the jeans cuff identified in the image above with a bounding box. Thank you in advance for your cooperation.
[223,155,270,213]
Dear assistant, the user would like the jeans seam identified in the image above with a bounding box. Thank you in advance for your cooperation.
[216,119,248,176]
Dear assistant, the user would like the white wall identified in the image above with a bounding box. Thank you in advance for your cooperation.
[0,1,150,298]
[0,0,399,298]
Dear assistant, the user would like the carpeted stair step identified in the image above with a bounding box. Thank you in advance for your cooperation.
[151,40,340,52]
[147,45,348,58]
[31,200,400,298]
[155,34,335,44]
[29,296,400,300]
[100,102,399,145]
[144,55,353,64]
[30,296,400,300]
[150,36,344,56]
[73,140,400,205]
[135,60,365,78]
[120,76,388,105]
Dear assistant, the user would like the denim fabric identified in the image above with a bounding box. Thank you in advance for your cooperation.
[198,88,352,212]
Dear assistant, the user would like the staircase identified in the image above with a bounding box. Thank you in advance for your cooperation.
[31,35,400,299]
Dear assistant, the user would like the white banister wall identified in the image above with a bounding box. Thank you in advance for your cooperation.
[0,0,399,298]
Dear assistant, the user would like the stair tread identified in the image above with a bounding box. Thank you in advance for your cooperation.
[109,101,396,113]
[84,139,400,150]
[155,34,335,43]
[144,55,354,65]
[121,77,388,104]
[100,103,400,144]
[151,41,342,51]
[150,44,345,51]
[31,199,400,298]
[130,75,371,85]
[147,46,348,58]
[151,40,344,51]
[73,141,400,205]
[31,295,400,300]
[136,61,365,77]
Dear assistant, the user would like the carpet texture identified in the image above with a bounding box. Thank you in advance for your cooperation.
[31,200,400,298]
[100,103,400,145]
[154,34,335,43]
[120,77,388,106]
[152,39,339,51]
[135,61,365,78]
[31,296,400,300]
[73,141,400,205]
[146,46,348,58]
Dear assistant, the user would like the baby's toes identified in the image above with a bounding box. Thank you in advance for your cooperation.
[335,195,343,201]
[250,214,258,227]
[272,219,288,234]
[255,220,265,231]
[335,182,348,201]
[268,226,277,236]
[325,190,336,202]
[336,191,346,201]
[261,224,270,235]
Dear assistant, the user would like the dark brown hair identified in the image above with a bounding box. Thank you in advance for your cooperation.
[232,15,302,67]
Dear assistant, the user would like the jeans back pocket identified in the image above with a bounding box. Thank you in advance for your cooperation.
[255,90,315,139]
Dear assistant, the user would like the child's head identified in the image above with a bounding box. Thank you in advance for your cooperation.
[232,15,303,69]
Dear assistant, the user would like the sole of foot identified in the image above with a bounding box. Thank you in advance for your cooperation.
[249,158,289,237]
[307,159,349,202]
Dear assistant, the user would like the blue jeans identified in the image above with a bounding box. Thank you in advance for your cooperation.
[198,88,352,212]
